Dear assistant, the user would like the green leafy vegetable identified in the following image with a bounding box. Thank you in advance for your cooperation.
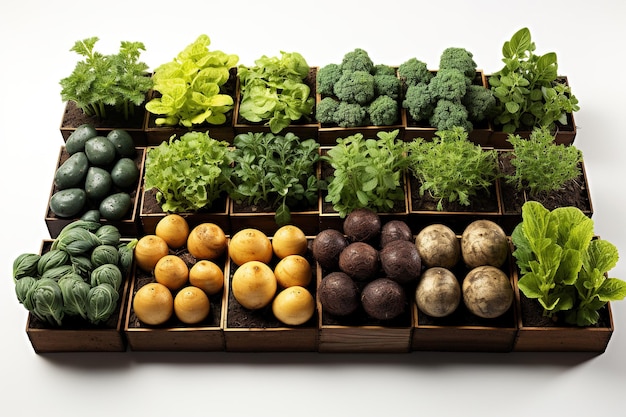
[238,51,315,133]
[229,131,319,226]
[60,37,152,120]
[86,283,119,325]
[144,131,233,213]
[406,127,498,211]
[145,34,239,127]
[322,129,408,218]
[25,278,65,327]
[506,126,583,197]
[512,201,626,325]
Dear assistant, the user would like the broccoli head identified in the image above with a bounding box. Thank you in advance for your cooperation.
[403,83,434,122]
[334,70,375,105]
[341,48,374,74]
[462,85,497,122]
[439,47,477,79]
[372,64,396,77]
[374,74,401,100]
[368,95,398,126]
[398,58,433,87]
[317,63,343,96]
[334,101,367,127]
[428,68,469,102]
[429,99,472,132]
[316,96,340,124]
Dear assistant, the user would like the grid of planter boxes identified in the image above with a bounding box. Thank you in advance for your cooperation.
[15,29,624,354]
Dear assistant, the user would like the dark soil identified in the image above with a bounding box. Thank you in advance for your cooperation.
[518,291,612,328]
[408,175,499,213]
[126,249,224,329]
[61,100,146,130]
[226,243,318,328]
[141,187,228,216]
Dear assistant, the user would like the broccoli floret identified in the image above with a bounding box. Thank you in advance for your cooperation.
[462,85,497,122]
[403,83,434,122]
[429,100,472,132]
[341,48,374,74]
[368,95,398,126]
[317,63,343,96]
[316,96,340,124]
[372,64,396,77]
[428,68,469,102]
[439,47,477,79]
[398,58,433,87]
[373,74,401,100]
[334,101,367,127]
[334,70,375,105]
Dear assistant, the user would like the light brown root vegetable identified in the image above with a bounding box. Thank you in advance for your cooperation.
[461,220,508,268]
[415,267,461,318]
[462,265,513,319]
[415,224,460,269]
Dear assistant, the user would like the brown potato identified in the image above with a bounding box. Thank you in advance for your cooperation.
[462,265,513,319]
[415,267,461,318]
[415,224,460,269]
[461,220,508,268]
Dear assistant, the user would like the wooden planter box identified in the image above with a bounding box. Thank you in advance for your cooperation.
[25,240,131,353]
[406,174,503,235]
[496,151,593,234]
[139,188,231,236]
[123,252,227,351]
[229,199,319,237]
[223,239,318,352]
[60,100,148,147]
[142,68,238,145]
[316,265,412,353]
[233,67,318,140]
[402,71,492,146]
[411,238,518,352]
[45,146,146,238]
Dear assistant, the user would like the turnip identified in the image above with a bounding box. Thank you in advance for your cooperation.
[338,242,379,281]
[380,220,413,247]
[415,267,461,318]
[415,224,460,269]
[379,239,421,285]
[462,265,513,319]
[461,220,508,268]
[318,272,360,316]
[343,208,381,243]
[361,278,406,321]
[311,228,348,270]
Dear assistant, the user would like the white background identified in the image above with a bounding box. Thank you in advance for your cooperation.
[2,1,625,416]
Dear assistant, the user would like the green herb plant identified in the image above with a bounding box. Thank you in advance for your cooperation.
[145,34,239,128]
[322,129,408,218]
[228,131,320,226]
[506,126,583,198]
[488,27,580,133]
[406,127,498,211]
[12,221,135,326]
[237,51,315,134]
[60,37,153,120]
[144,131,233,213]
[511,201,626,326]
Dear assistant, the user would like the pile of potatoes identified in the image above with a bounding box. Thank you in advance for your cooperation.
[313,208,514,322]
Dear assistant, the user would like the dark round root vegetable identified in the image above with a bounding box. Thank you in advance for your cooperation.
[312,228,349,270]
[462,265,513,319]
[338,242,379,281]
[343,208,381,243]
[380,220,413,248]
[415,224,461,269]
[318,272,360,316]
[415,267,461,318]
[379,239,421,285]
[361,278,406,321]
[461,220,508,268]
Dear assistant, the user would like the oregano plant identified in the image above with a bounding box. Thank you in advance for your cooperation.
[406,126,498,211]
[60,37,152,120]
[506,126,583,197]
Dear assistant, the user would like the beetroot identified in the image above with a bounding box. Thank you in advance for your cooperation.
[380,220,413,248]
[343,208,381,243]
[312,228,349,270]
[361,278,407,321]
[379,239,422,285]
[318,272,360,316]
[338,242,379,281]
